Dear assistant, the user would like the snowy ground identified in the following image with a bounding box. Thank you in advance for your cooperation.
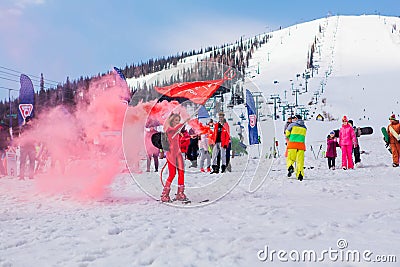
[1,121,399,267]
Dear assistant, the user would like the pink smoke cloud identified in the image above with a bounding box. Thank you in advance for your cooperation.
[16,71,129,200]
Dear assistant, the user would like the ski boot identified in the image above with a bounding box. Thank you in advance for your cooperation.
[160,181,172,202]
[393,163,399,167]
[206,166,211,172]
[175,185,188,201]
[210,165,219,174]
[287,165,294,177]
[221,165,226,173]
[297,173,303,181]
[200,168,205,173]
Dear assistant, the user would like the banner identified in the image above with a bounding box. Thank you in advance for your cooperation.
[154,68,235,105]
[246,89,259,145]
[18,74,35,126]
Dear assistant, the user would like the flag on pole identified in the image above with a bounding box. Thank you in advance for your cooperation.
[246,89,259,145]
[154,68,235,105]
[113,67,131,103]
[18,74,35,126]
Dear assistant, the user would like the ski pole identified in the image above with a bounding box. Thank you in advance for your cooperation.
[171,105,202,139]
[310,145,316,160]
[317,144,323,158]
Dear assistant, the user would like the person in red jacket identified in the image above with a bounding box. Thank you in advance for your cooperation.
[160,113,188,202]
[339,116,357,170]
[210,112,230,173]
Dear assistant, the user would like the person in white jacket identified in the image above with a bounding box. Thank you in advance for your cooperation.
[198,131,211,173]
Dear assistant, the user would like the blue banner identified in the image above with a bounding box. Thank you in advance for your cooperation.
[246,89,259,145]
[198,105,209,119]
[18,74,35,126]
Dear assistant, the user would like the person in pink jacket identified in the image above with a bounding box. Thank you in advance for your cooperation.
[339,116,357,170]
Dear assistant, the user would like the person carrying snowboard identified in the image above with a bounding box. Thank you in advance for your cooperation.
[160,113,188,202]
[339,116,357,170]
[326,131,339,170]
[387,114,400,167]
[348,120,362,166]
[285,115,307,181]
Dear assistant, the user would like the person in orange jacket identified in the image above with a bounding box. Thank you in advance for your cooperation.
[387,114,400,167]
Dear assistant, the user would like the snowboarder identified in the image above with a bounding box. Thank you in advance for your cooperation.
[145,126,159,172]
[387,114,400,167]
[339,116,357,170]
[210,112,230,174]
[285,115,307,181]
[348,120,362,166]
[160,113,188,202]
[326,131,339,170]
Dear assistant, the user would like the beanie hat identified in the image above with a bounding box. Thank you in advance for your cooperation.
[348,119,353,125]
[389,114,397,121]
[342,116,348,122]
[295,114,302,120]
[330,131,335,135]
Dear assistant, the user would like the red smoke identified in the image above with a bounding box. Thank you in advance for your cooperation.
[17,72,129,200]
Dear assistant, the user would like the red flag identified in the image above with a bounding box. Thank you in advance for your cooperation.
[154,68,235,105]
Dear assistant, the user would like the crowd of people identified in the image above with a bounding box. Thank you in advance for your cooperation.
[283,113,400,182]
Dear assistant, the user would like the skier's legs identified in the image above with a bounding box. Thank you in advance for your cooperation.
[19,148,27,178]
[286,149,296,169]
[346,146,354,169]
[220,146,227,166]
[341,145,349,168]
[166,158,177,184]
[146,155,151,171]
[392,142,400,164]
[327,157,333,169]
[199,148,206,169]
[153,153,159,171]
[27,149,36,178]
[176,153,185,185]
[211,143,221,165]
[295,150,305,177]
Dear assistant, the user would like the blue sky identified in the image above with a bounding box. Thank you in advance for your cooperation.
[0,0,399,100]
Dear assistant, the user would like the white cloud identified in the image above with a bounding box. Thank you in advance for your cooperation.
[0,0,45,18]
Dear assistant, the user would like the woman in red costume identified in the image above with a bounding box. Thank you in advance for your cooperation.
[160,113,188,202]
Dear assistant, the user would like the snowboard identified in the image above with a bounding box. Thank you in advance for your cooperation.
[381,127,392,154]
[333,126,373,138]
[151,132,169,151]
